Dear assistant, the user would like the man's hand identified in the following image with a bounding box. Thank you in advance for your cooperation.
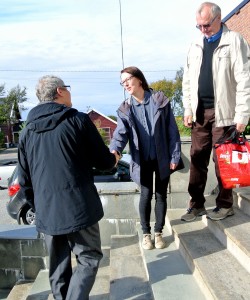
[236,123,246,133]
[184,116,193,128]
[170,163,177,171]
[111,150,121,166]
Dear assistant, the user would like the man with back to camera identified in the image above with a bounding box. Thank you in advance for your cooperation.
[181,2,250,222]
[18,75,119,300]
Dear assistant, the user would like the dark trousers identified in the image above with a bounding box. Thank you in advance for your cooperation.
[139,159,169,234]
[44,223,103,300]
[188,108,233,209]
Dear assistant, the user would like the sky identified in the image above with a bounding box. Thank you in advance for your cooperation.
[0,0,239,120]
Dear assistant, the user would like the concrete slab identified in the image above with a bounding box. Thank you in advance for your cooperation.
[137,223,206,300]
[6,280,33,300]
[110,235,153,300]
[167,209,250,300]
[0,225,38,240]
[233,187,250,217]
[203,208,250,273]
[26,270,50,300]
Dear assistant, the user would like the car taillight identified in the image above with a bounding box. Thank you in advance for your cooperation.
[8,184,20,196]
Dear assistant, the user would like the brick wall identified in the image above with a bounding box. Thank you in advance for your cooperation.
[225,2,250,44]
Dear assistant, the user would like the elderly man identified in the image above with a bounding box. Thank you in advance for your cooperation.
[18,75,118,300]
[181,2,250,221]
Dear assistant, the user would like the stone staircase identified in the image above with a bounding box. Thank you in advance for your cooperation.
[1,187,249,299]
[165,187,250,300]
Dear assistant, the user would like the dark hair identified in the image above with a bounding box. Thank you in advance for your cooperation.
[121,66,150,91]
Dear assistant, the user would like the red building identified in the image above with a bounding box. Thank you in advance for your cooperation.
[222,0,250,44]
[87,109,117,144]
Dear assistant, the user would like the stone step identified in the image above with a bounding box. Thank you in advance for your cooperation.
[6,247,111,300]
[26,270,51,300]
[109,234,153,300]
[166,209,250,300]
[89,247,110,299]
[233,187,250,217]
[6,280,33,300]
[137,223,206,300]
[203,207,250,273]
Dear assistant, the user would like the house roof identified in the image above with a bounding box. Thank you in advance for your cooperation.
[222,0,250,22]
[87,108,117,125]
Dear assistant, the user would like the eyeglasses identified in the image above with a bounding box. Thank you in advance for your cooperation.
[120,76,134,86]
[196,15,218,30]
[61,85,71,91]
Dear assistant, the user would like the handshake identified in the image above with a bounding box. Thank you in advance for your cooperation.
[111,150,122,166]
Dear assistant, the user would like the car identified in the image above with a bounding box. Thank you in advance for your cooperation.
[6,156,131,225]
[0,161,17,189]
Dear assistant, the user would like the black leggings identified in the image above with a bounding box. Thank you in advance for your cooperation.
[139,159,169,234]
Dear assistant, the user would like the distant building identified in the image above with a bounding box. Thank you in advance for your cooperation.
[0,100,22,147]
[87,109,117,144]
[222,0,250,44]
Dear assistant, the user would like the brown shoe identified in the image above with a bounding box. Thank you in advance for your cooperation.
[142,234,154,250]
[207,207,234,221]
[154,233,166,249]
[181,207,207,222]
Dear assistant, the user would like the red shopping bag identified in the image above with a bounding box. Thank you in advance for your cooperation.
[215,127,250,189]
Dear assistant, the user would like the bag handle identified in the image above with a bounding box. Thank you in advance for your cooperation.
[214,126,247,148]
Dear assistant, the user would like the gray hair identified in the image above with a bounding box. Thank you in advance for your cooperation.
[197,2,221,18]
[36,75,65,102]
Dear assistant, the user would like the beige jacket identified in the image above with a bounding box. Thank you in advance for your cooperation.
[182,25,250,127]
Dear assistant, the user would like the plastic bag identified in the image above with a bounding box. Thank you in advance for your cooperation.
[215,127,250,189]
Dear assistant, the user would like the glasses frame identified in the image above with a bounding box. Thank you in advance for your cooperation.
[196,15,218,30]
[120,76,134,86]
[61,85,71,91]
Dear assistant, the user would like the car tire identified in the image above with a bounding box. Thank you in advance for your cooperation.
[21,205,36,225]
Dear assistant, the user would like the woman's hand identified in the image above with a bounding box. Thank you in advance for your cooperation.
[170,163,177,170]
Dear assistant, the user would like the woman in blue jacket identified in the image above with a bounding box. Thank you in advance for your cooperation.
[110,66,181,250]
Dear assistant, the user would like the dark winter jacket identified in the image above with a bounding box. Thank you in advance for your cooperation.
[18,102,116,235]
[110,91,181,185]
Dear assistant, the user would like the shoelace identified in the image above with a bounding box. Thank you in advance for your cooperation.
[213,207,220,212]
[187,207,194,213]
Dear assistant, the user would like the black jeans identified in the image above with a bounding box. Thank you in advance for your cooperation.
[188,108,233,209]
[139,159,169,234]
[44,223,103,300]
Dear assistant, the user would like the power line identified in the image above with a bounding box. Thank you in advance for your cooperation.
[0,69,178,73]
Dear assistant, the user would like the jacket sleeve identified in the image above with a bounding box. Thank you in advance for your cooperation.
[82,114,116,170]
[109,112,129,154]
[232,33,250,125]
[167,104,181,164]
[18,135,35,210]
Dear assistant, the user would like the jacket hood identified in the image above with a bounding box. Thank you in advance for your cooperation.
[25,102,77,133]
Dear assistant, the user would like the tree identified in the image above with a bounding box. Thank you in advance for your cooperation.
[0,85,27,124]
[98,128,109,145]
[150,67,183,116]
[108,115,117,122]
[0,85,28,144]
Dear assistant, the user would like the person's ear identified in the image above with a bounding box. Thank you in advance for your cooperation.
[56,87,63,97]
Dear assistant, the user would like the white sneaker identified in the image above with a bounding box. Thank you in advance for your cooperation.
[142,234,154,250]
[154,233,166,249]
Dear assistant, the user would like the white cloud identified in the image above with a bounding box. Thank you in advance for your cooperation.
[0,0,240,118]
